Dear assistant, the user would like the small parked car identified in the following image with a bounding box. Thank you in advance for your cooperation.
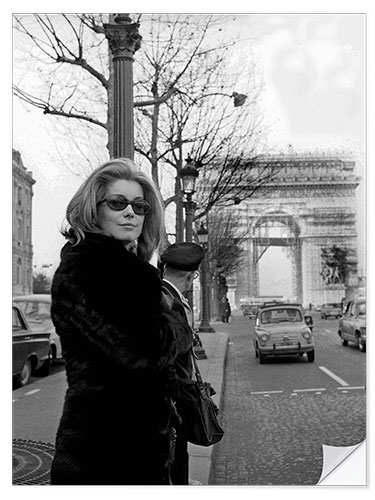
[13,294,62,362]
[13,304,51,387]
[243,305,258,319]
[253,303,315,364]
[321,302,342,319]
[338,299,366,352]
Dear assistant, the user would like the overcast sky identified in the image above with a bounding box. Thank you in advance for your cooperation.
[11,12,367,280]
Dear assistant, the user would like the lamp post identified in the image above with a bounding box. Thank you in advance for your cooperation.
[104,14,142,159]
[179,154,199,243]
[197,223,215,333]
[179,154,199,308]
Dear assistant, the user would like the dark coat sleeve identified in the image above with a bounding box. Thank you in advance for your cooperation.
[51,238,188,374]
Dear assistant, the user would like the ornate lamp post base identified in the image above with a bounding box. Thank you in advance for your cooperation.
[198,322,216,333]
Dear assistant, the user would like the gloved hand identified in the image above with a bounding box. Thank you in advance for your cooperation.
[204,382,216,396]
[193,332,203,347]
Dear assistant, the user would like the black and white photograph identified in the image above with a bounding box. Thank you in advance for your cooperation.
[10,5,370,493]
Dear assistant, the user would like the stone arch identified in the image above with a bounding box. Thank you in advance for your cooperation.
[231,154,359,309]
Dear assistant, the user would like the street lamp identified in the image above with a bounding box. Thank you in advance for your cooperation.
[232,92,247,107]
[179,155,199,309]
[197,222,215,333]
[179,154,199,243]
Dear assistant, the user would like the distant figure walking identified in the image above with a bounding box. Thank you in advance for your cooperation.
[220,297,231,323]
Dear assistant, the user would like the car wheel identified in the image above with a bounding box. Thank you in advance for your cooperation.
[307,350,315,362]
[341,337,348,347]
[50,344,57,363]
[259,352,266,364]
[36,354,51,377]
[357,336,366,352]
[15,359,32,387]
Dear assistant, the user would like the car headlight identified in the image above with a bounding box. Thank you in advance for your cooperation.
[302,329,311,340]
[257,330,270,343]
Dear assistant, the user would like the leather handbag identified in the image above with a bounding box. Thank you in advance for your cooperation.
[185,352,224,447]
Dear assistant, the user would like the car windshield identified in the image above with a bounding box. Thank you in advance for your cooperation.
[358,303,366,316]
[16,301,51,321]
[261,308,302,324]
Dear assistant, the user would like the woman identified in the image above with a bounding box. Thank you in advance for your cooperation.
[50,158,187,485]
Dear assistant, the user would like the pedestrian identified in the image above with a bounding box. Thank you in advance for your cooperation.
[160,242,205,485]
[226,297,232,323]
[50,157,190,485]
[220,296,231,323]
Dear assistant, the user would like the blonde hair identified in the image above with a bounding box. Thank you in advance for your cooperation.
[62,158,165,262]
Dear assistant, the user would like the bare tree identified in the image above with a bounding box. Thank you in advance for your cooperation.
[13,14,275,232]
[133,14,275,240]
[202,209,247,318]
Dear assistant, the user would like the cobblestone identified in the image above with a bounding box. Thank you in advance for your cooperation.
[210,317,366,486]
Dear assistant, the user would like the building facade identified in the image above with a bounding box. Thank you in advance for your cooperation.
[12,149,35,295]
[227,154,361,309]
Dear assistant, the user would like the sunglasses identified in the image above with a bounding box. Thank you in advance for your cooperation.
[98,194,151,215]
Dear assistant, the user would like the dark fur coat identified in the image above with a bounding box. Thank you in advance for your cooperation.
[50,232,190,485]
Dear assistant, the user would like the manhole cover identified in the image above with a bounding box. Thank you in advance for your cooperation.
[12,439,55,485]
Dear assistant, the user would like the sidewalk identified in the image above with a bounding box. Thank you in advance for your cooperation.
[12,328,229,486]
[189,329,229,485]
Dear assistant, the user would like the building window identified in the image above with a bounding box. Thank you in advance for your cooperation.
[16,258,22,285]
[26,269,31,290]
[17,186,22,206]
[17,217,23,241]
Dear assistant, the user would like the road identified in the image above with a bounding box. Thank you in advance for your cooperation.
[12,311,366,485]
[211,312,366,485]
[12,362,66,444]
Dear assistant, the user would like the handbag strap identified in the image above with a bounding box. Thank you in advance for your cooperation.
[191,349,203,385]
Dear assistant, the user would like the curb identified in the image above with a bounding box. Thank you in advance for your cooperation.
[188,331,229,485]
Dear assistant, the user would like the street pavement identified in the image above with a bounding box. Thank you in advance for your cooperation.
[12,326,229,486]
[188,328,229,485]
[210,312,366,486]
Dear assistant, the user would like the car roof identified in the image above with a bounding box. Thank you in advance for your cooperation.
[13,294,51,303]
[259,302,303,310]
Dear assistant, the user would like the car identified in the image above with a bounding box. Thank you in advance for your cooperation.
[13,294,63,362]
[13,304,51,387]
[253,303,315,364]
[321,302,342,319]
[243,305,258,319]
[338,299,366,352]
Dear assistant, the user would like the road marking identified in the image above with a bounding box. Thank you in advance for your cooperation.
[337,386,365,390]
[293,388,326,393]
[251,390,284,395]
[319,366,349,386]
[24,389,41,396]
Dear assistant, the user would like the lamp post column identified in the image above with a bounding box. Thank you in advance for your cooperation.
[183,196,196,308]
[104,14,142,159]
[183,195,196,243]
[197,222,215,333]
[199,248,215,332]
